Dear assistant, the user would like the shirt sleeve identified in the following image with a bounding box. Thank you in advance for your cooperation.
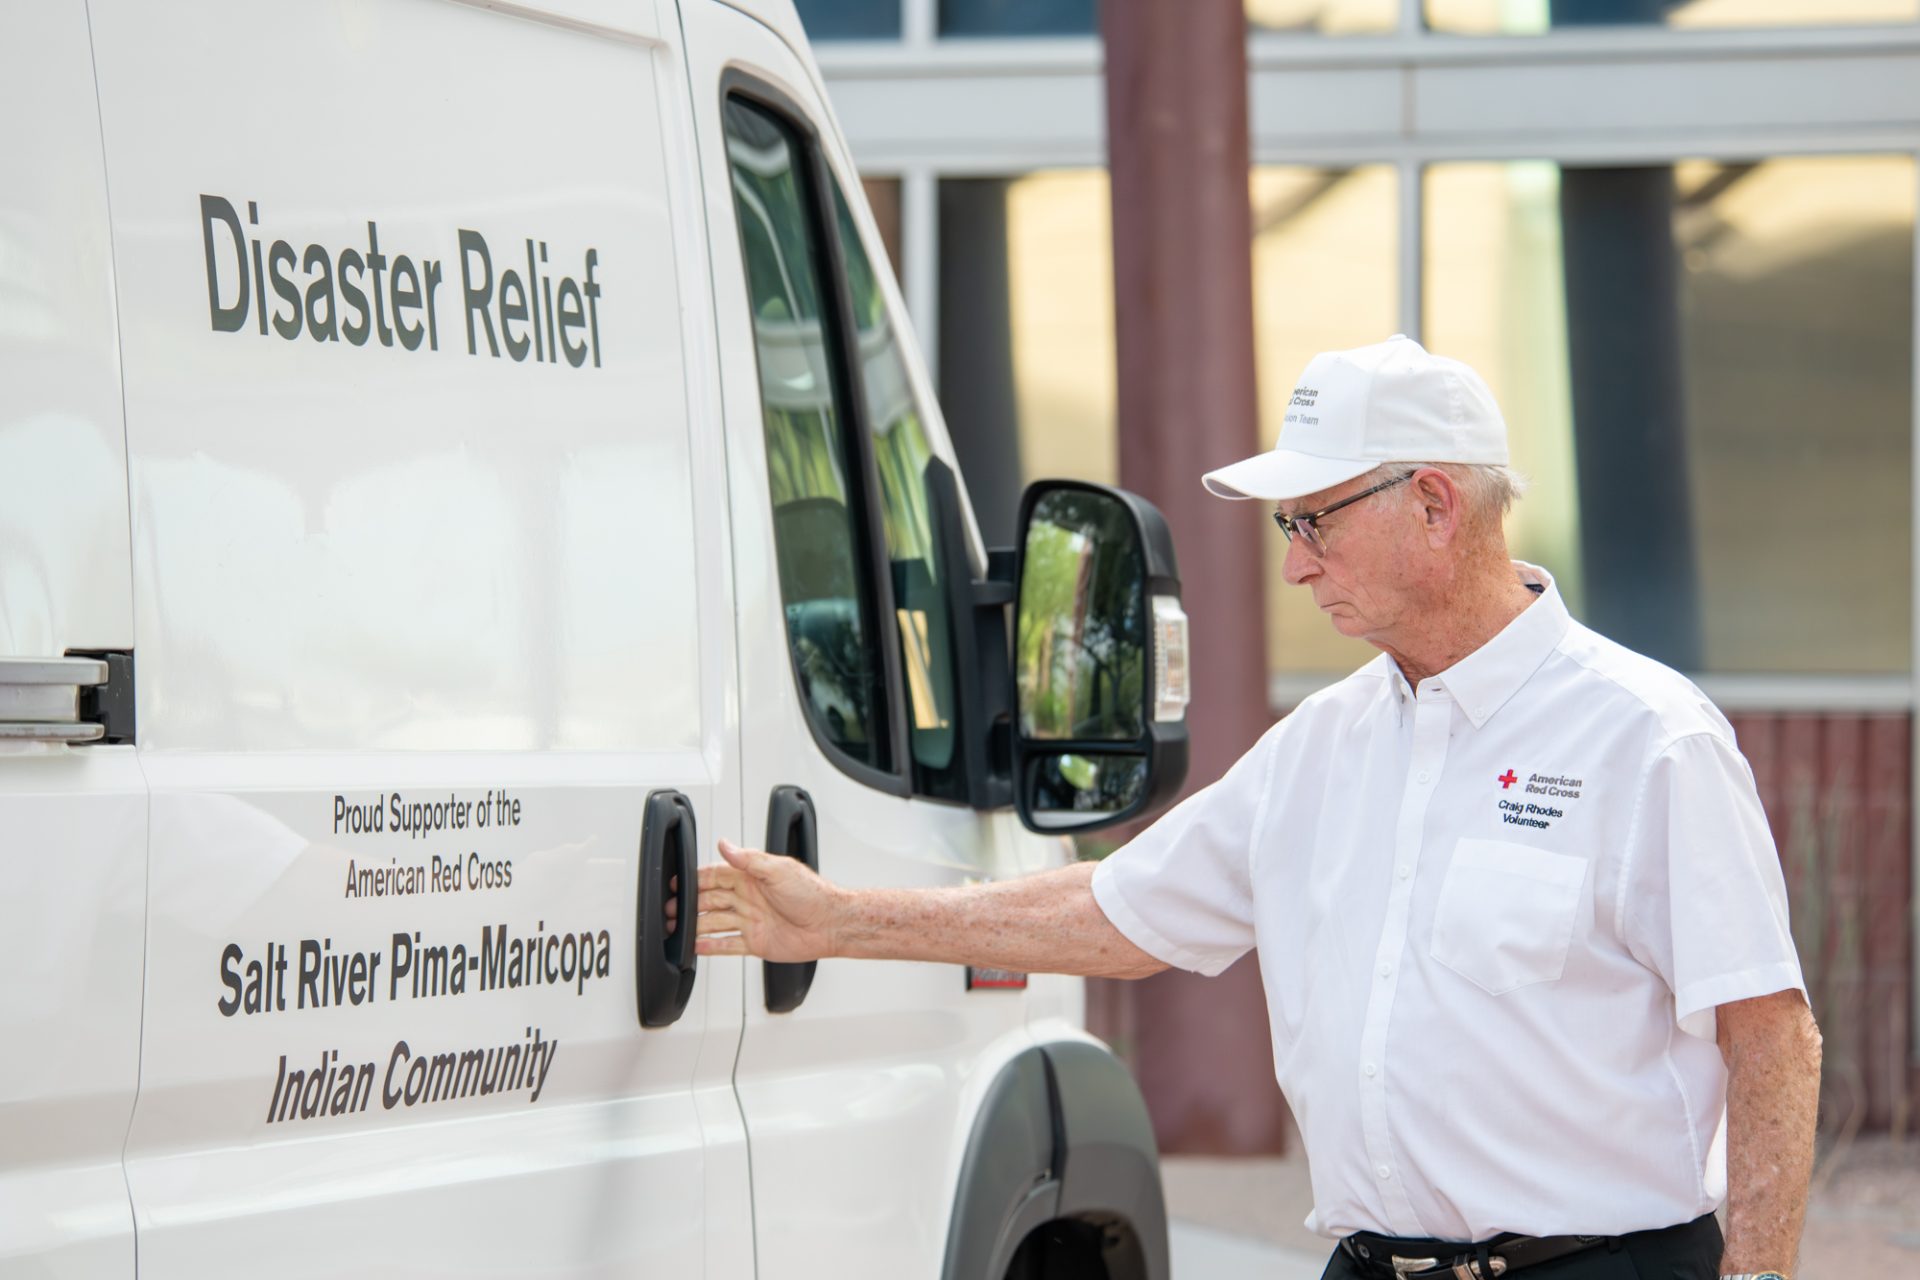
[1620,731,1808,1041]
[1089,724,1280,977]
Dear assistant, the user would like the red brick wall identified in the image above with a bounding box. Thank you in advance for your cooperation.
[1730,711,1916,1135]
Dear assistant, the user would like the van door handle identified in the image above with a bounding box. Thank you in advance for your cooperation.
[636,790,699,1028]
[0,657,109,743]
[762,785,818,1014]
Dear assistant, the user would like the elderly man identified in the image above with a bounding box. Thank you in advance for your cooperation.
[693,335,1821,1280]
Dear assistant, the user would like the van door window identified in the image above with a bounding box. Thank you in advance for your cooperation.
[724,97,892,772]
[827,183,964,801]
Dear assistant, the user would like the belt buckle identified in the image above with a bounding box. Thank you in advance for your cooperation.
[1383,1253,1508,1280]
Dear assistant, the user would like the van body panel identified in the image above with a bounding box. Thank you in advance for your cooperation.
[446,0,670,41]
[685,4,1060,1273]
[0,6,146,1275]
[120,751,720,1223]
[648,0,762,1272]
[712,0,813,61]
[0,756,146,1279]
[85,0,746,1272]
[90,4,704,756]
[0,0,1162,1272]
[0,3,135,660]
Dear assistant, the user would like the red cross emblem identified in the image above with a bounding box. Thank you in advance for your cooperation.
[1498,770,1519,789]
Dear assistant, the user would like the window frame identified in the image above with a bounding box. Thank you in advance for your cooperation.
[722,73,920,800]
[810,20,1920,698]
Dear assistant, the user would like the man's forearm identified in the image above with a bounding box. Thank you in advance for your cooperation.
[833,861,1166,980]
[1719,991,1822,1275]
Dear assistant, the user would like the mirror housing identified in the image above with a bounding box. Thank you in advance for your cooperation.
[924,457,1016,811]
[1009,481,1188,835]
[918,462,1188,832]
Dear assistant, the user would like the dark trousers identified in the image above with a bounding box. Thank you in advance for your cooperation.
[1321,1213,1724,1280]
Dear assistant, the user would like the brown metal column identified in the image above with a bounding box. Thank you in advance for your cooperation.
[1100,0,1288,1155]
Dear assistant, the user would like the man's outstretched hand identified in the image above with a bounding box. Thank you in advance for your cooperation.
[678,838,845,962]
[666,842,1163,978]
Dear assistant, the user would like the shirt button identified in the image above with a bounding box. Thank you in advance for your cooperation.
[1363,1062,1378,1077]
[1417,770,1430,783]
[1397,866,1410,880]
[1376,1165,1391,1179]
[1379,963,1392,979]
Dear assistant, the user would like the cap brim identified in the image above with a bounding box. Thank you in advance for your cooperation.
[1201,450,1377,502]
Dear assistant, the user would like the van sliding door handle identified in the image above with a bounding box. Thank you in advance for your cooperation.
[636,790,699,1028]
[0,657,110,743]
[763,785,818,1014]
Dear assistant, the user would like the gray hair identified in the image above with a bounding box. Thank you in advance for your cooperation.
[1362,461,1528,526]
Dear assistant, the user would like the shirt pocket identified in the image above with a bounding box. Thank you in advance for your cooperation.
[1429,838,1589,996]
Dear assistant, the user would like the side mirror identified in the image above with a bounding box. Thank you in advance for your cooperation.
[1012,482,1189,834]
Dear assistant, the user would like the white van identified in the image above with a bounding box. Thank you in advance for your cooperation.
[0,2,1194,1277]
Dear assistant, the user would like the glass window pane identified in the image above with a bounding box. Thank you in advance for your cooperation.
[830,180,967,799]
[1247,0,1398,34]
[1426,155,1915,674]
[936,171,1118,556]
[724,97,893,769]
[1427,0,1915,35]
[793,0,903,40]
[1001,172,1119,488]
[1252,166,1402,680]
[939,0,1097,37]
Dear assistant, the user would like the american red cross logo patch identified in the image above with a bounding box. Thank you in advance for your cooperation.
[1498,769,1519,789]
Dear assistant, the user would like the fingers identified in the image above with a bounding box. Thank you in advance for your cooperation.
[718,838,780,875]
[696,909,747,936]
[700,857,756,892]
[698,840,784,898]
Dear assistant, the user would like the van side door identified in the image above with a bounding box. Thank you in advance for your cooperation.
[0,7,147,1277]
[88,0,747,1274]
[683,5,1045,1275]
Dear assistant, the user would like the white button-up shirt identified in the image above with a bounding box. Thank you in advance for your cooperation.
[1091,564,1805,1243]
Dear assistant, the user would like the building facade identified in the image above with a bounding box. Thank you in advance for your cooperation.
[799,0,1920,1143]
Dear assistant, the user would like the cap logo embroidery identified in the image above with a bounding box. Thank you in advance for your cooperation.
[1200,335,1509,502]
[1285,386,1322,427]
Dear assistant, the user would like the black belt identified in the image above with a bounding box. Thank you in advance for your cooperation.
[1339,1228,1609,1280]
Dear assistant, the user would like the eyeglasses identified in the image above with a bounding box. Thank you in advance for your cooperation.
[1272,471,1414,556]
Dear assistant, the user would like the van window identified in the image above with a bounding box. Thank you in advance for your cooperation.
[829,182,964,800]
[725,96,892,772]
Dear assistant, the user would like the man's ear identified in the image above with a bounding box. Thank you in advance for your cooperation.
[1411,467,1460,546]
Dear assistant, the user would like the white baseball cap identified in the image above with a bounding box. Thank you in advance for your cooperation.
[1202,334,1509,502]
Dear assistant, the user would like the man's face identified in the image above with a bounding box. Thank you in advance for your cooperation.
[1276,471,1425,643]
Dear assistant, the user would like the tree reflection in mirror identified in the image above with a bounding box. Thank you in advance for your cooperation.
[1017,489,1147,742]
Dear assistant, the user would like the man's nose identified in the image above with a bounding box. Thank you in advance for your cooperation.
[1281,531,1320,585]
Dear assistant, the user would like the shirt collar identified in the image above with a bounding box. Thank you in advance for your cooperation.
[1390,561,1571,730]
